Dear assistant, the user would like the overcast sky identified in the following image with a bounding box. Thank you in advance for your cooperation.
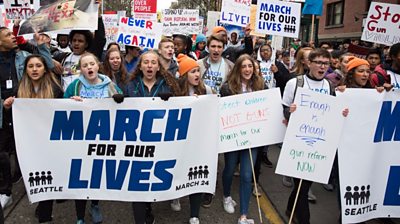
[157,0,174,11]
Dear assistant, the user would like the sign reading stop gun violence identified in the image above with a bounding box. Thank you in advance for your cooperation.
[255,0,301,38]
[162,9,200,36]
[218,89,286,153]
[361,2,400,46]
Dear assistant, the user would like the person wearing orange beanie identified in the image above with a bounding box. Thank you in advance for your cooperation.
[177,54,199,77]
[346,56,369,72]
[344,56,371,88]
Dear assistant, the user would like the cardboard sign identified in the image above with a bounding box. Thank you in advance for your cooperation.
[218,89,286,153]
[276,88,345,184]
[220,0,251,27]
[116,16,162,49]
[361,2,400,46]
[161,9,200,36]
[255,0,301,38]
[13,96,219,203]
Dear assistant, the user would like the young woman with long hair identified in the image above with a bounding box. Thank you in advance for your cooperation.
[102,48,129,93]
[3,55,63,224]
[220,54,265,224]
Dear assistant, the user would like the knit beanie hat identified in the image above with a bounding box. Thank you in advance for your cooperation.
[196,34,207,44]
[177,54,199,76]
[212,26,227,35]
[346,56,370,71]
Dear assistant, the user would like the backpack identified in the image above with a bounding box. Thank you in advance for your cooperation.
[293,75,336,102]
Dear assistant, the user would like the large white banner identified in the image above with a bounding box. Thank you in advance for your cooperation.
[361,2,400,46]
[218,89,286,153]
[337,89,400,223]
[220,0,251,27]
[255,0,301,38]
[13,96,219,203]
[116,16,162,49]
[276,88,345,184]
[161,9,200,36]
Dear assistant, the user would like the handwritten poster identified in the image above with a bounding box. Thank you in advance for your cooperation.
[116,16,162,49]
[131,0,157,21]
[361,2,400,46]
[103,14,120,50]
[4,0,40,20]
[218,89,286,153]
[161,9,200,36]
[276,88,345,184]
[255,0,301,38]
[220,0,251,27]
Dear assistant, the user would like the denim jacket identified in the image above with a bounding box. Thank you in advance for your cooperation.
[0,43,53,128]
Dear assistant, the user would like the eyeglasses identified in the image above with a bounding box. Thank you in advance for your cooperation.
[311,61,330,67]
[260,49,271,52]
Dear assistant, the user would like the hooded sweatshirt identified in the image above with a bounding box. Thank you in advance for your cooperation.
[64,74,121,98]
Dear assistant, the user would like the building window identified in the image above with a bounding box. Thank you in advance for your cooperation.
[326,1,344,26]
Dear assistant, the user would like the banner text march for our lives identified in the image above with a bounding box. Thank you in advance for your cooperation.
[361,2,400,46]
[116,16,162,49]
[220,0,251,27]
[276,88,345,184]
[12,96,219,203]
[255,0,301,39]
[218,88,286,153]
[337,89,400,223]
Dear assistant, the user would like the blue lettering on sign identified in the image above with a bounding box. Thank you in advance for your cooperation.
[220,12,249,26]
[383,166,400,206]
[68,159,176,191]
[374,101,400,142]
[117,33,155,48]
[259,3,292,14]
[50,109,192,142]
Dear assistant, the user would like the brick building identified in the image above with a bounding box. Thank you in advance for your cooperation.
[317,0,399,42]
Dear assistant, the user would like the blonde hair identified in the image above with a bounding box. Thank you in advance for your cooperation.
[292,47,313,75]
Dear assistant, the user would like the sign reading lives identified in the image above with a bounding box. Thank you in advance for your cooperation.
[361,2,400,46]
[255,0,301,38]
[12,96,219,203]
[337,89,400,223]
[117,16,162,49]
[220,0,251,27]
[218,89,286,153]
[276,88,345,184]
[161,9,200,36]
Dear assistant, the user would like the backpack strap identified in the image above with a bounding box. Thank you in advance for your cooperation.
[74,80,82,96]
[293,75,304,103]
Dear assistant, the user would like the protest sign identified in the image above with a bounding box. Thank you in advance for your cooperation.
[255,0,301,38]
[220,0,251,27]
[276,88,345,184]
[218,89,286,153]
[3,0,40,20]
[103,14,119,50]
[337,89,400,223]
[250,4,266,37]
[116,16,162,49]
[362,2,400,46]
[206,11,245,44]
[13,96,219,203]
[162,9,200,36]
[206,11,220,36]
[348,44,370,59]
[131,0,157,21]
[18,0,98,35]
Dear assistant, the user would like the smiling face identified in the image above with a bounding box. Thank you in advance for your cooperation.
[26,57,45,83]
[308,56,331,79]
[108,51,122,72]
[353,64,370,87]
[187,66,201,86]
[140,53,159,82]
[80,55,99,83]
[240,59,254,82]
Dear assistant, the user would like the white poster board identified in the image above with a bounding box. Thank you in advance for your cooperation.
[13,96,219,203]
[337,89,400,223]
[218,89,286,153]
[220,0,251,27]
[276,88,345,184]
[3,0,40,20]
[161,9,200,36]
[361,2,400,46]
[255,0,301,38]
